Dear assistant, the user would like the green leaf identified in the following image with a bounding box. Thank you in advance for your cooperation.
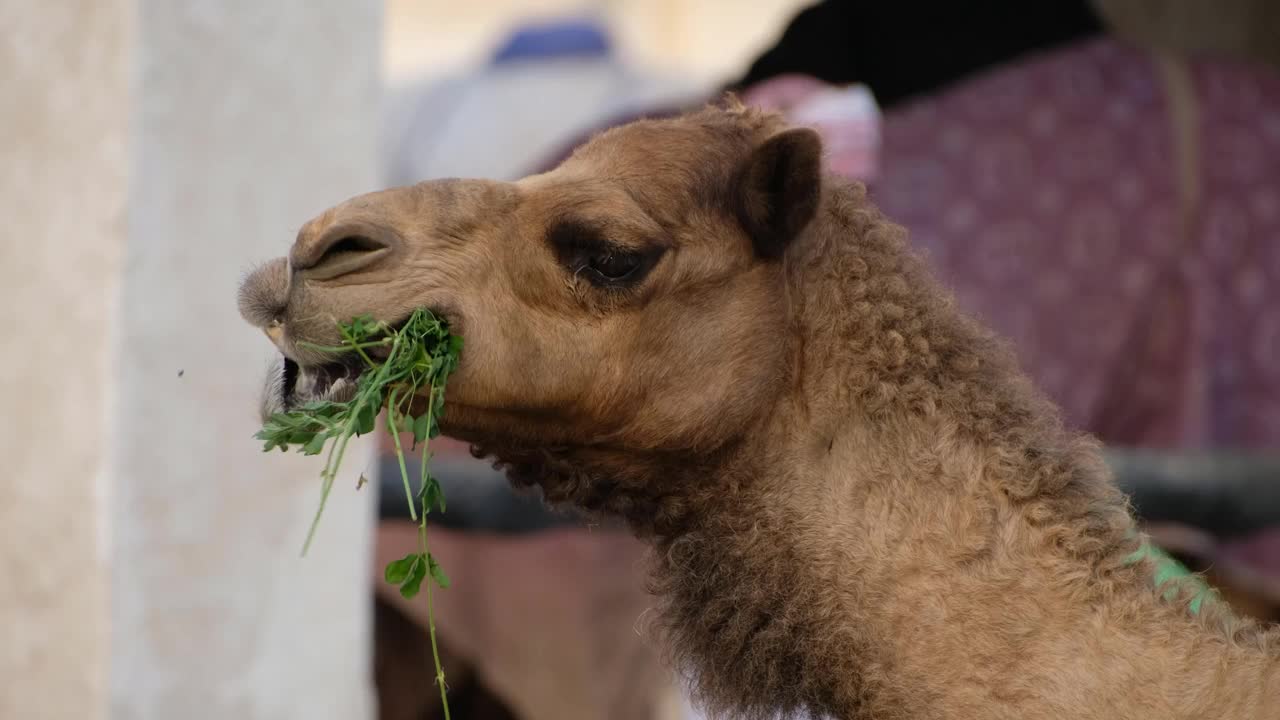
[384,553,420,585]
[302,433,327,455]
[354,401,378,435]
[286,429,315,446]
[399,556,428,599]
[418,475,445,514]
[412,413,430,444]
[300,400,344,418]
[427,553,450,589]
[256,431,284,452]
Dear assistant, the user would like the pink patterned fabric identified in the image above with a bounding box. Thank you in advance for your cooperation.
[533,39,1280,450]
[865,39,1280,450]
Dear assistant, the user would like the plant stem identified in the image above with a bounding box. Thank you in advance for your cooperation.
[300,328,404,555]
[416,379,449,716]
[300,417,351,556]
[385,387,419,522]
[269,308,456,718]
[338,324,382,368]
[296,339,392,354]
[420,516,450,719]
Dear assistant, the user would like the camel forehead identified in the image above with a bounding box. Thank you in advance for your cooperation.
[519,107,786,220]
[569,109,772,171]
[315,178,515,229]
[406,178,516,218]
[353,178,520,238]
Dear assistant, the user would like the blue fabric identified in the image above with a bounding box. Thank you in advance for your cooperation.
[491,19,610,64]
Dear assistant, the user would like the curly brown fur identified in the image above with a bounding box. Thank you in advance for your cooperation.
[241,101,1280,719]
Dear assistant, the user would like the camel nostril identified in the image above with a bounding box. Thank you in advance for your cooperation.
[293,233,392,280]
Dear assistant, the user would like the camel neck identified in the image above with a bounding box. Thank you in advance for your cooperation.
[651,411,1280,718]
[642,181,1280,718]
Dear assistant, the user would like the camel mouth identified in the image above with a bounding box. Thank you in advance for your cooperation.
[288,356,364,404]
[257,309,457,422]
[262,355,365,420]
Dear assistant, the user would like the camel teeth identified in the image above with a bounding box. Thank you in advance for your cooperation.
[327,377,357,404]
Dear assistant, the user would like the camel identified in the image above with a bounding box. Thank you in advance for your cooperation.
[238,102,1280,719]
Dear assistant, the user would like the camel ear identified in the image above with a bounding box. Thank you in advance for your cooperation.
[734,127,823,259]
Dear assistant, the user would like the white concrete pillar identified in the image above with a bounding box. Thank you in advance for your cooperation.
[2,3,382,718]
[1,3,127,718]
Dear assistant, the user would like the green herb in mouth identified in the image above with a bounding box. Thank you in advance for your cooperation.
[255,307,462,718]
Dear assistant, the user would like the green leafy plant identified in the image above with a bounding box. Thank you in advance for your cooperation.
[256,308,462,718]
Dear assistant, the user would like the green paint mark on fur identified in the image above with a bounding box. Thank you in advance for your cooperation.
[1125,538,1217,615]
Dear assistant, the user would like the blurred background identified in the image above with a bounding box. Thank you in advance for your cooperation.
[4,1,1279,719]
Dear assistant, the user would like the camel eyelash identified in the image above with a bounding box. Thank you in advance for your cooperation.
[547,220,664,289]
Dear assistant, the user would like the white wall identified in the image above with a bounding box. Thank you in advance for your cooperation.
[1,3,128,717]
[1,2,382,718]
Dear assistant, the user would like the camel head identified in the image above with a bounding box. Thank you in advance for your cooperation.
[239,105,823,505]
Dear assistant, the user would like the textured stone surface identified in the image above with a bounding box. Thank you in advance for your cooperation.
[1,3,128,719]
[2,2,380,718]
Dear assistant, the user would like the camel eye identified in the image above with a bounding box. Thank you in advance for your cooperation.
[547,218,660,287]
[586,251,642,281]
